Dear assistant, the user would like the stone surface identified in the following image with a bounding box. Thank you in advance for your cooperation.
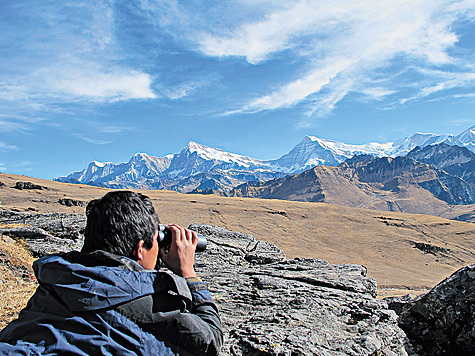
[58,198,86,207]
[396,264,475,356]
[190,224,412,355]
[14,182,49,190]
[0,209,85,256]
[0,211,413,355]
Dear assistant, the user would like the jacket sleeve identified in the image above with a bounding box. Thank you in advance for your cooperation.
[126,278,223,356]
[176,278,224,355]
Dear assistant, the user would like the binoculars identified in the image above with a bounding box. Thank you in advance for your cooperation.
[158,224,207,252]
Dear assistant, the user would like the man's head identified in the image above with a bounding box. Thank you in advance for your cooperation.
[82,191,159,263]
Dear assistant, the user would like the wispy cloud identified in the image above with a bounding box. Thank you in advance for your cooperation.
[2,0,474,124]
[0,141,17,150]
[0,1,157,104]
[74,135,114,145]
[180,0,475,119]
[158,78,216,100]
[0,114,47,133]
[399,69,475,104]
[451,118,475,127]
[53,68,157,102]
[70,119,133,145]
[245,60,352,111]
[2,161,34,172]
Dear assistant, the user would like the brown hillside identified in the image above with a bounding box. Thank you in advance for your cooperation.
[1,172,475,298]
[231,158,475,222]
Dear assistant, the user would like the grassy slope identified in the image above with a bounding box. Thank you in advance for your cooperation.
[1,172,475,301]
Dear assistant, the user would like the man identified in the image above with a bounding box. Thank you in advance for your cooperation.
[0,191,223,355]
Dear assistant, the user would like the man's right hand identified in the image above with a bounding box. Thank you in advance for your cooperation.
[159,224,198,279]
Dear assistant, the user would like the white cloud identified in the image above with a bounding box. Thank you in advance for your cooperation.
[400,69,475,104]
[54,70,157,101]
[245,60,351,111]
[0,114,47,133]
[0,141,18,150]
[0,66,157,103]
[0,1,157,104]
[74,135,114,145]
[159,79,214,100]
[0,119,32,133]
[2,161,34,172]
[451,118,475,127]
[191,0,475,118]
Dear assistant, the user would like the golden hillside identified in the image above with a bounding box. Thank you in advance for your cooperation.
[1,172,475,298]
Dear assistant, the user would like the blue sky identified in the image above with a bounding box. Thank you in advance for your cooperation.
[1,0,475,179]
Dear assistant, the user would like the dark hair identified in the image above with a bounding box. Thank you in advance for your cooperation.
[82,191,159,259]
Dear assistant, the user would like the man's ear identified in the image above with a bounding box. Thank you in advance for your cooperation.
[135,240,145,262]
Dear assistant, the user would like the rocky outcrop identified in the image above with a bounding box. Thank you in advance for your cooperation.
[395,264,475,356]
[191,224,413,355]
[0,209,85,256]
[58,198,86,207]
[0,210,414,355]
[14,182,49,190]
[8,210,475,355]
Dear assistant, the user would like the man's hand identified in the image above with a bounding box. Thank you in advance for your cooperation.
[159,224,198,279]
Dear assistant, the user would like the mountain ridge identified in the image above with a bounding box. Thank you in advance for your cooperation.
[229,144,475,222]
[56,125,475,193]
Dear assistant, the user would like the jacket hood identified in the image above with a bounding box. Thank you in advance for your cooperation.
[33,251,191,312]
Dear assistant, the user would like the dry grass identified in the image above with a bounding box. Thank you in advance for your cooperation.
[0,223,29,229]
[1,172,475,301]
[0,236,37,329]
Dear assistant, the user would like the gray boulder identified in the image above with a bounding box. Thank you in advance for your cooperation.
[190,224,411,355]
[0,209,85,256]
[58,198,86,207]
[397,264,475,355]
[14,181,49,190]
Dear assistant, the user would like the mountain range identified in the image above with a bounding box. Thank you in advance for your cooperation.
[56,125,475,194]
[230,143,475,222]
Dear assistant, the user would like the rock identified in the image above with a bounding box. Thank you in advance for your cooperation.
[0,209,85,256]
[190,224,286,265]
[0,213,414,355]
[2,236,15,244]
[14,182,49,190]
[412,242,449,255]
[190,224,412,355]
[384,294,413,316]
[58,198,86,207]
[397,264,475,355]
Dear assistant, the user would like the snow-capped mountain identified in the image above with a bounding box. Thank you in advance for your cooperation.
[56,141,282,191]
[269,125,475,173]
[267,136,394,173]
[59,153,172,187]
[56,125,475,192]
[165,141,266,178]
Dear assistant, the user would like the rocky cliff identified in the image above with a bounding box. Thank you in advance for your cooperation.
[1,209,474,355]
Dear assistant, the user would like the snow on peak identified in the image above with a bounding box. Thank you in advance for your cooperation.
[92,160,108,168]
[184,141,263,167]
[133,152,149,158]
[303,136,393,157]
[457,125,475,144]
[129,152,152,162]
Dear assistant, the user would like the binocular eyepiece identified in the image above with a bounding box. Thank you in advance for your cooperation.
[157,224,207,252]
